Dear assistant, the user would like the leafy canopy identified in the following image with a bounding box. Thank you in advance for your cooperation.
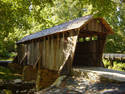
[0,0,125,57]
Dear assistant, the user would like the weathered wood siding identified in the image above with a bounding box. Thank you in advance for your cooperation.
[27,41,40,66]
[82,19,107,33]
[59,31,78,74]
[17,44,27,65]
[21,30,78,73]
[73,19,108,67]
[16,18,110,73]
[36,31,79,72]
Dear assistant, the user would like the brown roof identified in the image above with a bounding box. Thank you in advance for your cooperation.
[17,15,113,44]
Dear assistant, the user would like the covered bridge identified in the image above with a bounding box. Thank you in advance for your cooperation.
[16,15,113,74]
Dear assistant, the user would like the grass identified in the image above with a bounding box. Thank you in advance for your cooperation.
[103,59,125,71]
[0,52,16,61]
[0,58,13,61]
[0,66,21,80]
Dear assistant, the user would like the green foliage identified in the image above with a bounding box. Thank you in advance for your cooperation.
[0,66,21,80]
[2,89,12,94]
[77,0,116,17]
[0,0,125,58]
[104,1,125,53]
[0,0,30,57]
[111,62,125,71]
[0,0,53,58]
[103,59,125,71]
[103,59,111,68]
[105,31,125,53]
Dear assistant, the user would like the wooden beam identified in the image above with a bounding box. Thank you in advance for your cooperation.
[20,53,27,64]
[79,30,107,37]
[33,55,40,69]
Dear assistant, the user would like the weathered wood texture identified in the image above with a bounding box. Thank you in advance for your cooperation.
[83,19,106,32]
[80,19,108,36]
[59,31,78,74]
[37,31,78,74]
[26,41,40,67]
[73,19,107,67]
[17,15,113,44]
[19,30,78,74]
[17,44,27,65]
[16,17,112,75]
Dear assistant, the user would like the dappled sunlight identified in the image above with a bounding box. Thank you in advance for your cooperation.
[0,66,22,80]
[103,59,125,72]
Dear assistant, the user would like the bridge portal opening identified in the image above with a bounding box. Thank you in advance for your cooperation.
[73,32,106,67]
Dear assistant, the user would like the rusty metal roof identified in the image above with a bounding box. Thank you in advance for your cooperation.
[17,15,113,44]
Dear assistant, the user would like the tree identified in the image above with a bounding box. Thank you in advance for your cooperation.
[0,0,124,57]
[0,0,53,57]
[105,1,125,53]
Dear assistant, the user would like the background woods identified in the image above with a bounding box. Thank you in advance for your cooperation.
[0,0,125,93]
[0,0,125,58]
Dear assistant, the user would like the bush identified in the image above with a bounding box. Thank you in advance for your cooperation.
[0,66,21,80]
[103,59,125,71]
[103,59,111,68]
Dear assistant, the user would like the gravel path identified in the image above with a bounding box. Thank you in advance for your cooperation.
[1,67,125,94]
[1,76,125,94]
[42,76,125,94]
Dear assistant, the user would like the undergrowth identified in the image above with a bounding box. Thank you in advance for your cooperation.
[0,66,21,80]
[103,59,125,71]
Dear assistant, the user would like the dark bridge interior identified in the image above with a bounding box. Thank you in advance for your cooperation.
[73,35,104,67]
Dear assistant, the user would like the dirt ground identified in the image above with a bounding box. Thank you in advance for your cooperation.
[40,76,125,94]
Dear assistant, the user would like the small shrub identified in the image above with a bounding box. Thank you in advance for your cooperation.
[0,66,21,80]
[103,59,111,68]
[103,59,125,71]
[112,62,125,71]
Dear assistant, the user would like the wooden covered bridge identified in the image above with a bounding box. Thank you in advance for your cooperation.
[16,15,113,74]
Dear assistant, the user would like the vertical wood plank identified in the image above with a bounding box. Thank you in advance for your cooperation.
[42,37,46,67]
[55,34,60,70]
[17,44,27,65]
[58,33,64,71]
[39,40,43,69]
[31,42,34,65]
[50,36,54,70]
[101,23,104,32]
[24,44,28,65]
[58,35,62,70]
[96,34,107,67]
[27,44,30,65]
[29,43,32,65]
[45,37,48,68]
[47,36,51,69]
[68,31,79,73]
[92,20,95,31]
[88,20,91,31]
[29,42,32,65]
[36,41,40,69]
[47,37,49,69]
[53,35,57,70]
[38,41,41,70]
[59,31,79,74]
[32,42,35,65]
[71,31,79,63]
[98,21,102,32]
